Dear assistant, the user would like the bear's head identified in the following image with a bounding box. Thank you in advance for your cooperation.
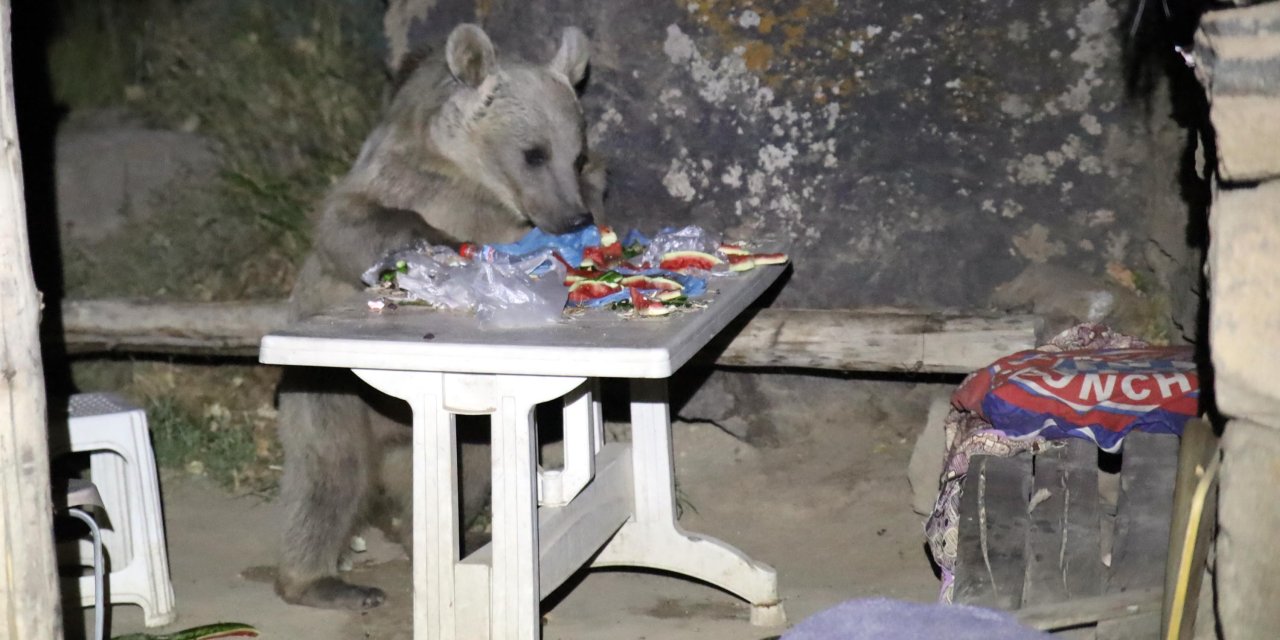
[431,24,595,235]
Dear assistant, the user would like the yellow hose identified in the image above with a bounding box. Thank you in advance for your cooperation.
[1165,453,1221,640]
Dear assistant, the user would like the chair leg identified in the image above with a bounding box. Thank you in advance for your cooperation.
[67,508,106,640]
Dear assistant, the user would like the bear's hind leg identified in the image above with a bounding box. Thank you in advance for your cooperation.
[275,370,386,610]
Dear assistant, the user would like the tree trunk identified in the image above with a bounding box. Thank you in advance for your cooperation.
[0,1,63,637]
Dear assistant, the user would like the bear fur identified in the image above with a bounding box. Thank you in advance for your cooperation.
[275,23,604,610]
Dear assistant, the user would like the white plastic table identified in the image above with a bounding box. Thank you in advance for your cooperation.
[259,266,787,639]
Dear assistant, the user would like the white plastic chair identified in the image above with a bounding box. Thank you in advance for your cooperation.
[58,478,107,640]
[58,393,177,628]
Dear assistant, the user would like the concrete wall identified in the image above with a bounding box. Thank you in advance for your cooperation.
[386,0,1199,334]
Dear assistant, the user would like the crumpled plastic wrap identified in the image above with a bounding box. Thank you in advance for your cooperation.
[359,223,787,324]
[362,243,567,328]
[635,225,726,272]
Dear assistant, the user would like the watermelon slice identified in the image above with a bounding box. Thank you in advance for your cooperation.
[725,252,788,271]
[568,279,622,303]
[629,288,672,316]
[580,229,623,265]
[563,267,598,285]
[718,242,749,256]
[658,251,723,272]
[601,240,623,262]
[580,245,606,268]
[726,254,757,272]
[111,623,259,640]
[621,275,684,291]
[655,290,685,302]
[751,252,788,265]
[599,225,618,247]
[565,267,612,286]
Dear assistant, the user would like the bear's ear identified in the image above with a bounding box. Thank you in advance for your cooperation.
[550,27,589,87]
[446,24,496,88]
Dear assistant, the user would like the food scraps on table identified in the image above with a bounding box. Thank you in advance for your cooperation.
[364,225,788,320]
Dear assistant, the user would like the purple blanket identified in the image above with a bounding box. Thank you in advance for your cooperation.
[782,598,1048,640]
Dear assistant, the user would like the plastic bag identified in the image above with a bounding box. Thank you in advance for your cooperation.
[488,226,600,270]
[468,250,567,328]
[362,244,567,328]
[363,244,472,310]
[636,225,729,274]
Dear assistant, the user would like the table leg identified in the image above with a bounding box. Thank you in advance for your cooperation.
[490,394,540,639]
[539,381,596,507]
[592,378,786,627]
[488,376,586,640]
[591,379,604,454]
[352,370,459,638]
[357,372,585,640]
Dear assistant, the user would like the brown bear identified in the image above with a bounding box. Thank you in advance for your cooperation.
[276,23,604,610]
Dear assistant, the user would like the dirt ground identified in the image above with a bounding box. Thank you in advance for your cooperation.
[89,378,947,640]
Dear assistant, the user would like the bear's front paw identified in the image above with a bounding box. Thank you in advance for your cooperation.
[284,576,387,610]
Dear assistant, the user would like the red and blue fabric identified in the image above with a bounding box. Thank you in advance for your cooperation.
[952,347,1199,452]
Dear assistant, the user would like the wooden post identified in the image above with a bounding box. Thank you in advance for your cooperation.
[0,1,63,638]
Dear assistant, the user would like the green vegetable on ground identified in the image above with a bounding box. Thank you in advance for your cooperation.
[112,622,258,640]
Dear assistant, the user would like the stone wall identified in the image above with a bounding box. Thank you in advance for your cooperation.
[1196,3,1280,636]
[381,0,1208,443]
[386,0,1200,336]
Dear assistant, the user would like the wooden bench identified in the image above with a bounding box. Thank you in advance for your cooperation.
[52,300,1042,374]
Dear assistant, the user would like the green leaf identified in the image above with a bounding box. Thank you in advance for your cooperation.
[622,243,646,259]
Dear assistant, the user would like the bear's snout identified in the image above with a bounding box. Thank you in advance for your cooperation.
[567,212,594,230]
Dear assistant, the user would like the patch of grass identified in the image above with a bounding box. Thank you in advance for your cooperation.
[47,1,142,109]
[129,0,385,252]
[62,184,299,301]
[51,0,385,301]
[147,395,259,491]
[149,395,281,495]
[72,359,284,493]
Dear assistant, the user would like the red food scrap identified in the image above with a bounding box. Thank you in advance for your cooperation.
[629,287,672,316]
[567,279,622,303]
[657,250,723,272]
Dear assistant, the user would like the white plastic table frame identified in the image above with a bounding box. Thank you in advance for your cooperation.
[260,267,787,640]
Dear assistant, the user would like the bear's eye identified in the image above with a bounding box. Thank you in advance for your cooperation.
[574,153,588,173]
[523,147,549,167]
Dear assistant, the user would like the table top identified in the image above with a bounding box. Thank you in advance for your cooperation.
[259,265,785,379]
